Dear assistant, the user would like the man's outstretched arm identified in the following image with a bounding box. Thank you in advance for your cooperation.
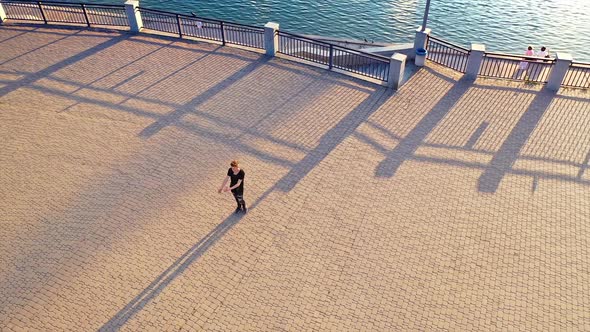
[218,176,230,193]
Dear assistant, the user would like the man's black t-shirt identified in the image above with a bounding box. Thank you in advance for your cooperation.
[227,168,245,194]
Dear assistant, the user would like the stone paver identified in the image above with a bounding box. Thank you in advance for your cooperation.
[1,25,590,331]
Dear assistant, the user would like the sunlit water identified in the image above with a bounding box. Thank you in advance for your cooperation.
[80,0,590,61]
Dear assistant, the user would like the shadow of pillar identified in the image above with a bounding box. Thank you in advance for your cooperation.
[375,77,472,178]
[138,57,270,138]
[275,88,390,192]
[478,89,556,193]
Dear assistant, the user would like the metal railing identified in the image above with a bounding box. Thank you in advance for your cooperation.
[1,0,390,83]
[222,22,264,49]
[178,16,223,43]
[84,4,127,26]
[562,62,590,89]
[331,45,390,81]
[278,31,389,81]
[38,2,85,24]
[1,0,126,26]
[479,52,555,83]
[1,0,44,22]
[277,31,331,66]
[426,35,469,73]
[138,7,179,35]
[137,7,264,49]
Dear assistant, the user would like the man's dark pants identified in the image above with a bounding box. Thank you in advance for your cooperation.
[232,191,246,210]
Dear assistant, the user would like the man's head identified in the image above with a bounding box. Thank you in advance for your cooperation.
[230,160,239,172]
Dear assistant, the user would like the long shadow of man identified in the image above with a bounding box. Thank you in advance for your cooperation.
[99,82,391,331]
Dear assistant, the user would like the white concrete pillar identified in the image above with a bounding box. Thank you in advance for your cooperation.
[465,43,485,80]
[125,0,142,33]
[388,53,407,90]
[264,22,279,56]
[0,2,8,24]
[547,52,572,91]
[413,26,431,56]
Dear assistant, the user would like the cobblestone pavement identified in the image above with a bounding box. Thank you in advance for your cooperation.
[1,25,590,331]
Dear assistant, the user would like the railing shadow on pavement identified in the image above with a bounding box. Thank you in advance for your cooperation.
[462,82,590,192]
[97,85,391,331]
[1,24,393,330]
[374,70,472,178]
[5,25,586,330]
[137,56,271,138]
[0,31,379,169]
[0,26,320,167]
[0,30,130,98]
[0,22,128,40]
[274,88,391,192]
[359,67,590,192]
[0,24,39,44]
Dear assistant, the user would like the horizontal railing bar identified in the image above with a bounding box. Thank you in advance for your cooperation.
[1,0,124,8]
[138,7,179,17]
[484,52,555,62]
[215,21,264,31]
[78,4,126,9]
[562,62,590,88]
[428,35,469,53]
[332,46,390,62]
[571,62,590,68]
[38,3,83,7]
[278,30,332,46]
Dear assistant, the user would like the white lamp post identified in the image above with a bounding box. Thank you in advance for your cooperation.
[421,0,431,31]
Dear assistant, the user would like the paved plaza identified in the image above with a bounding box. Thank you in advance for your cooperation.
[1,25,590,331]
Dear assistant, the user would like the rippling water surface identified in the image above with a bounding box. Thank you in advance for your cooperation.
[82,0,590,61]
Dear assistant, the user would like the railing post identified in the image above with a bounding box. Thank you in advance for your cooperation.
[263,22,279,56]
[220,21,226,45]
[176,13,182,38]
[124,0,142,33]
[547,52,573,91]
[0,2,7,24]
[329,44,334,69]
[466,43,485,80]
[413,26,431,58]
[81,4,90,27]
[388,52,407,90]
[38,1,47,24]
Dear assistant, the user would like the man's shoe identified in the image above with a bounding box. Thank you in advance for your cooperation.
[235,207,242,214]
[242,206,248,214]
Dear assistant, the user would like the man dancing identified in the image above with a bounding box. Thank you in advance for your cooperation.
[218,160,247,214]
